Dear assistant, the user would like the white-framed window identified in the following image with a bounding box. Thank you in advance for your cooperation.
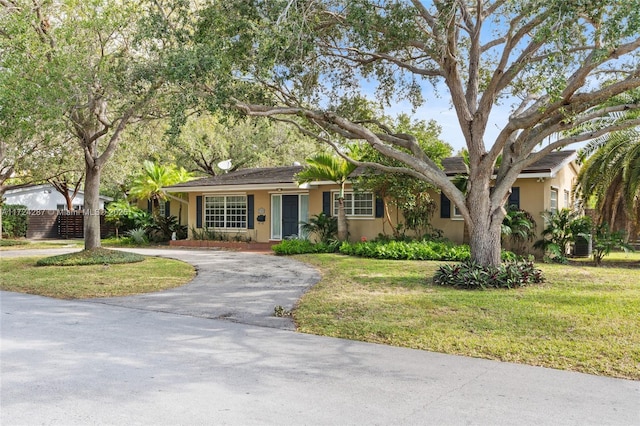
[564,190,571,209]
[453,205,463,218]
[158,201,166,217]
[333,192,373,217]
[550,188,558,213]
[204,195,247,229]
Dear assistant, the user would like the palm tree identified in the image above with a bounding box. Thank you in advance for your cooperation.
[296,153,357,241]
[129,161,194,219]
[575,128,640,240]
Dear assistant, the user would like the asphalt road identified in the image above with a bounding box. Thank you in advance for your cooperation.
[1,248,639,425]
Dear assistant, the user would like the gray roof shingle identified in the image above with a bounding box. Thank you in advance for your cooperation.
[167,151,576,189]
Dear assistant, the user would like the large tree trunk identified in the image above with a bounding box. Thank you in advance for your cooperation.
[83,163,102,250]
[467,171,505,267]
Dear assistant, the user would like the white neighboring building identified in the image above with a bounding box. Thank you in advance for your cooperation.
[3,184,112,210]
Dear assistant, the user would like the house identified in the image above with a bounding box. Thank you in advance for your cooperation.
[164,151,579,245]
[3,184,112,210]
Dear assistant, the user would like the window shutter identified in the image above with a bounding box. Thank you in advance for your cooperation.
[165,201,171,218]
[508,187,520,209]
[247,194,254,229]
[196,196,203,228]
[375,196,384,218]
[440,193,451,218]
[322,191,331,216]
[147,199,152,213]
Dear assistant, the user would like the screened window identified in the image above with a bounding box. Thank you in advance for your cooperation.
[550,189,558,213]
[204,195,247,229]
[333,192,373,217]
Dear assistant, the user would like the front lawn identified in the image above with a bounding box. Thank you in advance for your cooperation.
[293,253,640,379]
[0,255,195,299]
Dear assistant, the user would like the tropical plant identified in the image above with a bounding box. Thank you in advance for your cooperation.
[586,223,634,266]
[575,122,640,241]
[127,228,148,245]
[128,161,194,218]
[501,207,537,255]
[148,215,187,242]
[300,212,338,243]
[433,260,544,290]
[296,153,357,241]
[534,209,586,262]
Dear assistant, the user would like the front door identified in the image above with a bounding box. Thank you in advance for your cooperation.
[282,195,299,238]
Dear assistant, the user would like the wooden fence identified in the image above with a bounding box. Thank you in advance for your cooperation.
[27,210,113,239]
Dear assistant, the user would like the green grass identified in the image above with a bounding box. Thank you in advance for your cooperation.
[0,239,27,247]
[1,255,195,299]
[293,253,640,379]
[36,248,145,266]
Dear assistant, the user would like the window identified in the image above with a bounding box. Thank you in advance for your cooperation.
[550,188,558,213]
[158,201,166,217]
[204,195,247,229]
[333,192,373,217]
[564,190,571,208]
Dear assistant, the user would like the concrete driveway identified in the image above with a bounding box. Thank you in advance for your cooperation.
[1,248,639,425]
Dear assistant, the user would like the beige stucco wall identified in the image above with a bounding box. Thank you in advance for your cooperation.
[182,162,578,245]
[430,164,579,245]
[186,183,387,243]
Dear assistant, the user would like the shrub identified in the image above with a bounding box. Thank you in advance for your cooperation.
[433,260,544,289]
[148,215,187,242]
[589,222,634,266]
[1,204,28,238]
[272,239,340,255]
[127,227,148,244]
[300,212,337,243]
[338,239,471,261]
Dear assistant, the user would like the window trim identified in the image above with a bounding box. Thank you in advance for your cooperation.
[203,194,248,231]
[332,191,374,218]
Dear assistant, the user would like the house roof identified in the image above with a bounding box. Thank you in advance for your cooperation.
[441,150,577,176]
[4,184,113,201]
[168,166,305,189]
[165,150,577,192]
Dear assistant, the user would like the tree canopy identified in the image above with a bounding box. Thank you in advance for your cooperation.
[187,0,640,266]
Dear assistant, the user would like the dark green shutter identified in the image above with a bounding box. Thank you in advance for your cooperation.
[165,201,170,218]
[508,187,520,209]
[322,191,331,216]
[147,200,152,213]
[247,194,254,229]
[196,196,203,228]
[375,196,384,218]
[440,193,451,218]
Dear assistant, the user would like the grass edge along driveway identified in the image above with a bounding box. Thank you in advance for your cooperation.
[292,253,640,380]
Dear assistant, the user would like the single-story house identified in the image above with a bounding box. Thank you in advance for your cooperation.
[3,184,113,210]
[164,150,579,245]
